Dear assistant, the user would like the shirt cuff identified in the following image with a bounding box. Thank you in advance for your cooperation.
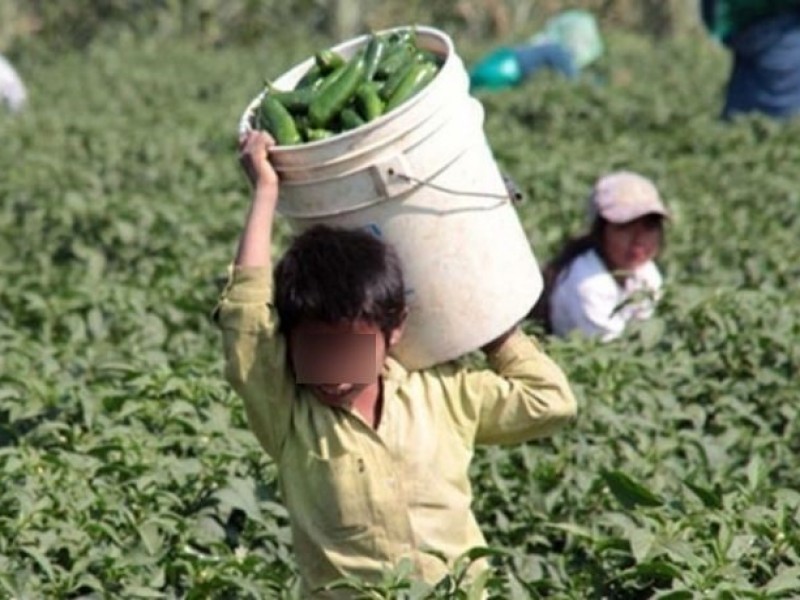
[221,265,272,303]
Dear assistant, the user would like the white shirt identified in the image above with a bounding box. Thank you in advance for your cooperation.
[549,249,662,341]
[0,55,27,113]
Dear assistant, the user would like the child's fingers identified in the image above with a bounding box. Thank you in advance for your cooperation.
[239,130,274,154]
[238,131,258,156]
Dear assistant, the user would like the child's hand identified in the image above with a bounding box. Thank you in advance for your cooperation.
[239,130,278,189]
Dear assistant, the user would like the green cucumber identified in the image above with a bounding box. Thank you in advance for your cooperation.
[256,95,301,146]
[379,59,416,102]
[309,53,366,128]
[305,127,334,142]
[375,43,415,79]
[363,34,386,82]
[355,82,384,121]
[386,29,414,46]
[296,64,323,89]
[340,108,366,130]
[384,62,439,112]
[271,87,316,114]
[315,49,346,74]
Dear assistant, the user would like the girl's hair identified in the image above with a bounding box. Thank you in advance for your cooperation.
[529,217,606,332]
[274,225,407,339]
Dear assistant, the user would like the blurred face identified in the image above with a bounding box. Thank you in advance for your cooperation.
[289,319,403,408]
[601,214,664,272]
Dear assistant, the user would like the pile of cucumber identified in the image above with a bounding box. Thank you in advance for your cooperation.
[252,30,443,145]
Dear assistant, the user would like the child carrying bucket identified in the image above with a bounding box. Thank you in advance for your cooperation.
[214,130,577,597]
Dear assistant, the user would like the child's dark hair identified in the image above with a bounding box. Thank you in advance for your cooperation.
[274,225,407,338]
[529,217,606,332]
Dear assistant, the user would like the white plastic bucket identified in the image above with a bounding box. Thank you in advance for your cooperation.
[239,26,543,371]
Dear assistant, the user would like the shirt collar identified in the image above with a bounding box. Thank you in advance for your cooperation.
[382,355,407,383]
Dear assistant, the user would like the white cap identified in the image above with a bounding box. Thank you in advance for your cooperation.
[588,171,668,224]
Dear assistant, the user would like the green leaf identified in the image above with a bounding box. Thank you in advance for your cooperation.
[601,470,664,509]
[390,557,416,581]
[746,455,764,491]
[638,317,666,349]
[466,568,493,600]
[86,307,105,339]
[657,539,700,566]
[0,574,21,599]
[464,546,509,562]
[683,479,723,509]
[121,586,168,598]
[628,527,656,564]
[633,561,682,580]
[214,477,262,522]
[763,566,800,594]
[543,522,594,539]
[506,575,531,600]
[138,522,163,555]
[73,572,105,593]
[408,579,434,600]
[20,547,56,581]
[725,535,755,561]
[653,591,694,600]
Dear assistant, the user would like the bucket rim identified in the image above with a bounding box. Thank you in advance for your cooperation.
[237,25,457,153]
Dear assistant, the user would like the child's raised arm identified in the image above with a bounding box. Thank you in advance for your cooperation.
[234,130,279,268]
[213,130,295,459]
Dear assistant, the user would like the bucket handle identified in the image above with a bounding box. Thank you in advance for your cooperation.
[380,166,524,204]
[367,122,520,203]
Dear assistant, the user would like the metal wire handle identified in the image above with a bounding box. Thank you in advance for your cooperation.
[386,168,525,204]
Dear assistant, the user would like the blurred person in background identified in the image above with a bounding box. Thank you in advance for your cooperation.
[0,53,27,113]
[702,0,800,119]
[469,9,604,91]
[529,172,669,341]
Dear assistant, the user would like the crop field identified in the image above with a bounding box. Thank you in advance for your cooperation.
[2,24,800,599]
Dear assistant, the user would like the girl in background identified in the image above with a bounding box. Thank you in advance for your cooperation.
[531,171,669,341]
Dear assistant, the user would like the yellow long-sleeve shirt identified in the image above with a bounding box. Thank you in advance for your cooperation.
[214,266,577,598]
